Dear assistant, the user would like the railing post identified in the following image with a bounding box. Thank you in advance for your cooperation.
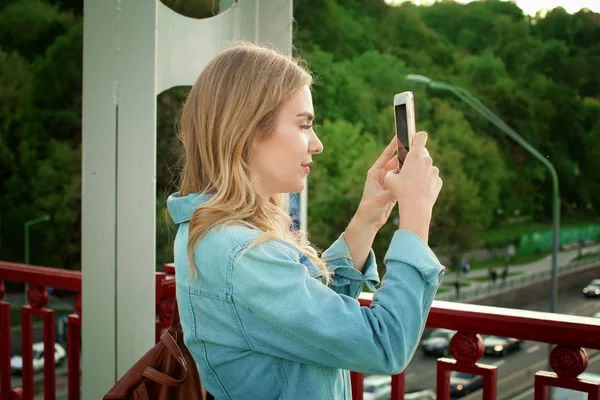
[391,372,405,400]
[0,281,11,400]
[21,305,33,400]
[42,309,56,400]
[68,313,82,400]
[350,371,364,400]
[535,346,600,399]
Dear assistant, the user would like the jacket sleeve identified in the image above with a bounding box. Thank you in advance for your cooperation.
[230,229,445,375]
[321,233,380,298]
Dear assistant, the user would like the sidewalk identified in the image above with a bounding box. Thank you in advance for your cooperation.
[437,245,600,301]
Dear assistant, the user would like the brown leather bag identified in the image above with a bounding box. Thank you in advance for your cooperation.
[103,298,214,400]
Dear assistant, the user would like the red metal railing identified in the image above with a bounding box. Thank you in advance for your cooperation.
[3,261,600,399]
[351,296,600,400]
[0,261,175,400]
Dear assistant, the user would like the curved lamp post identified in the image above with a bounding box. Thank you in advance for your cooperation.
[24,215,51,301]
[24,215,51,265]
[405,74,560,314]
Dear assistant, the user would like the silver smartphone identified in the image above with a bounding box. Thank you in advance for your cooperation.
[394,91,416,169]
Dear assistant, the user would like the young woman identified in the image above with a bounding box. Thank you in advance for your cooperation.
[168,42,444,400]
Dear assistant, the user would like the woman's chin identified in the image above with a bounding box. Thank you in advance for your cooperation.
[291,179,305,193]
[293,182,305,192]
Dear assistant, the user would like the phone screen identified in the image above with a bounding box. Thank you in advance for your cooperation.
[395,104,409,163]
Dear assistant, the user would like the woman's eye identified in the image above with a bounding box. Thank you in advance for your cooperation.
[300,124,313,130]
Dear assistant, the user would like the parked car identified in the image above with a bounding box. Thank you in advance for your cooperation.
[406,389,436,399]
[11,342,66,375]
[450,371,483,398]
[483,335,523,356]
[583,279,600,297]
[363,375,391,400]
[421,328,456,357]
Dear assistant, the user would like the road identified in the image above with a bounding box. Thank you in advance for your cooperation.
[10,364,69,391]
[402,288,600,395]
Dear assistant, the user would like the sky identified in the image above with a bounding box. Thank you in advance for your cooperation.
[384,0,600,16]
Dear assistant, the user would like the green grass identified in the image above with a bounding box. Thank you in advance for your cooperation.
[469,271,523,282]
[572,252,600,262]
[483,219,598,247]
[470,250,552,271]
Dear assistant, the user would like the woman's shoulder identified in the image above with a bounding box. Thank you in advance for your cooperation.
[216,223,263,246]
[209,223,300,261]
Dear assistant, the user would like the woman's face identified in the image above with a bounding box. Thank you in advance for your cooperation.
[249,85,323,199]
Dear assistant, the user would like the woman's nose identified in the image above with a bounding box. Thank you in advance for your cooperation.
[309,131,323,154]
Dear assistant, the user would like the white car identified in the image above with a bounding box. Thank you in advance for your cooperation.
[11,342,66,374]
[406,389,436,399]
[363,375,391,400]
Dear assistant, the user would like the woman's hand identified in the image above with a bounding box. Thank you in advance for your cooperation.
[383,131,442,243]
[353,136,400,231]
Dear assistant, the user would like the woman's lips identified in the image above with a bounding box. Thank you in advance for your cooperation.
[301,162,312,174]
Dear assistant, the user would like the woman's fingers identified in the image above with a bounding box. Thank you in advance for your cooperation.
[383,155,399,172]
[372,136,397,169]
[412,131,428,150]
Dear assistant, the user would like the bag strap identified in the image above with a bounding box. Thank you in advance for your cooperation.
[140,329,188,386]
[142,365,185,386]
[133,382,150,400]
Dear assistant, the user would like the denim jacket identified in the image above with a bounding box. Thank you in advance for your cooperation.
[167,193,445,400]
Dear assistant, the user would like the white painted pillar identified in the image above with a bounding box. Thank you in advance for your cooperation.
[114,0,159,379]
[81,1,119,396]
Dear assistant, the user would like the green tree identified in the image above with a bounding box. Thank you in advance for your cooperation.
[0,0,75,61]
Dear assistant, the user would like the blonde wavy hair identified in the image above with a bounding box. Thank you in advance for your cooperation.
[176,42,329,284]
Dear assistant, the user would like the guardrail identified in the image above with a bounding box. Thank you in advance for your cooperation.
[0,261,175,400]
[3,259,600,400]
[353,294,600,400]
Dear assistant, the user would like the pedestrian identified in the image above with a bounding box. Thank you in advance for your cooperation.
[507,243,516,265]
[454,279,461,297]
[462,261,470,274]
[167,42,445,399]
[501,266,508,283]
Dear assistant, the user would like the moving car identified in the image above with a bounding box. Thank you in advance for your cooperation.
[583,279,600,297]
[421,328,456,357]
[450,371,483,398]
[11,342,66,375]
[406,389,436,399]
[483,335,523,356]
[363,375,391,400]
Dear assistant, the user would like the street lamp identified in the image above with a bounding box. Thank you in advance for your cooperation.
[406,74,561,314]
[24,215,51,265]
[24,215,51,302]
